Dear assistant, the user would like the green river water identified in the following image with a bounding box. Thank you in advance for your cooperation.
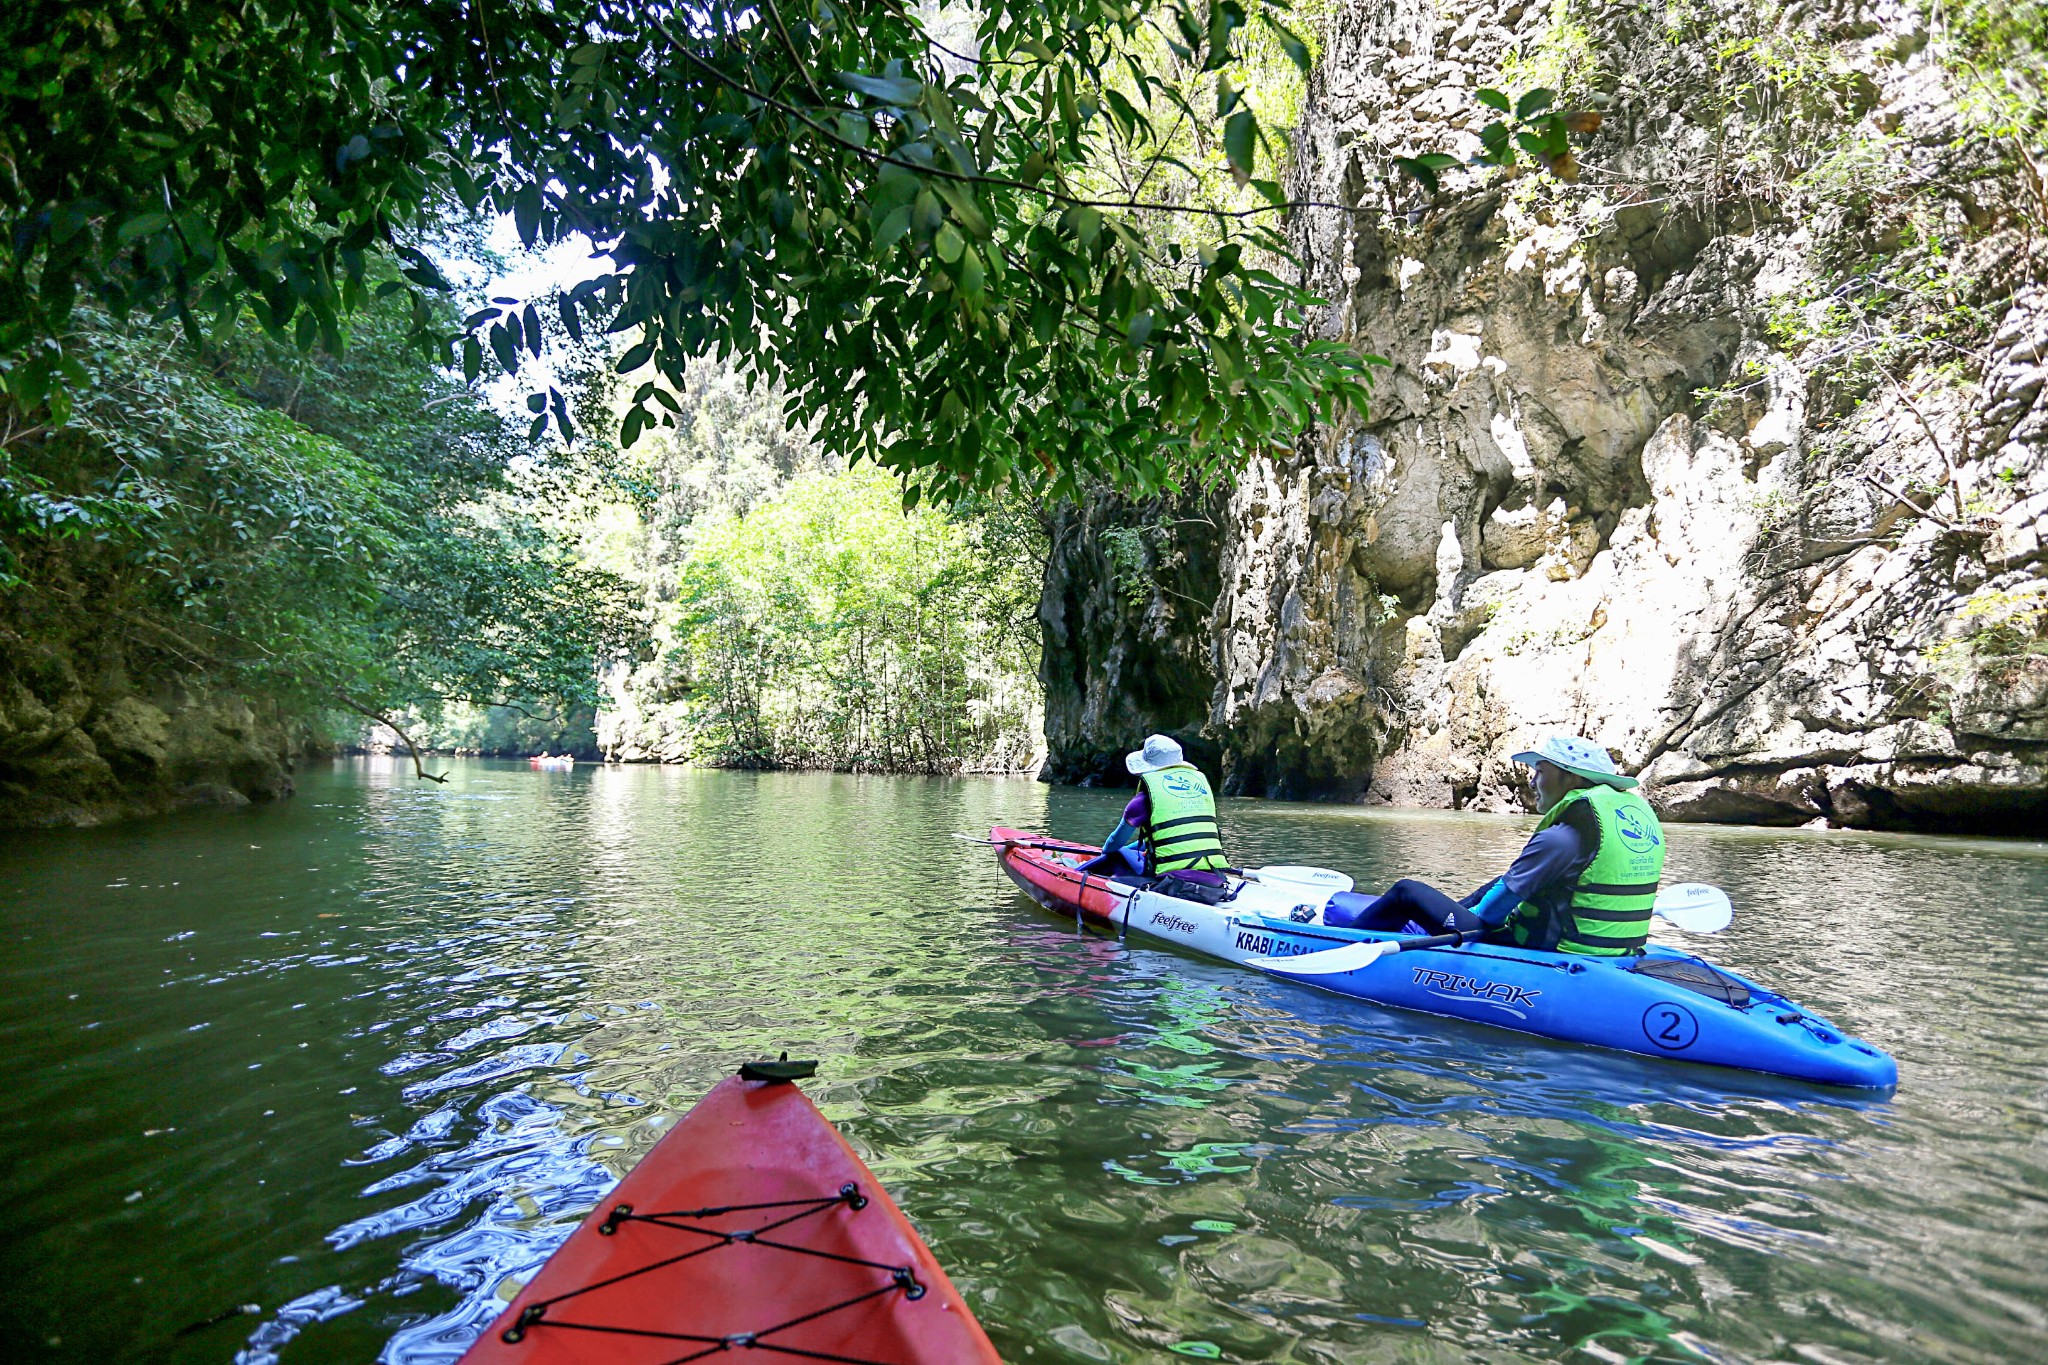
[2,759,2044,1364]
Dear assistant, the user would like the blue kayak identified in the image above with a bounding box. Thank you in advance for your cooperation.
[996,829,1899,1090]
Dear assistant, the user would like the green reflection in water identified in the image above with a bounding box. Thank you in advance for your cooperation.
[0,760,2042,1365]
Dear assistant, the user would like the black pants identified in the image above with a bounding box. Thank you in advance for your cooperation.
[1350,879,1487,935]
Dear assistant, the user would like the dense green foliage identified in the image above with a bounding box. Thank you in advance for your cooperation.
[0,285,634,758]
[2,0,1379,504]
[657,469,1041,770]
[588,357,1043,772]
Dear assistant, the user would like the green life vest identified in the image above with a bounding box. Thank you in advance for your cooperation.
[1138,764,1228,873]
[1505,784,1665,956]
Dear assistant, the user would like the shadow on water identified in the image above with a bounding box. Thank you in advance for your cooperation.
[0,760,2042,1363]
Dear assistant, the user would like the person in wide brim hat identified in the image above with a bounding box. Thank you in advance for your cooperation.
[1319,734,1666,958]
[1506,733,1640,791]
[1075,734,1232,885]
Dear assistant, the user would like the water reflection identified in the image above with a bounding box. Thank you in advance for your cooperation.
[0,762,2042,1364]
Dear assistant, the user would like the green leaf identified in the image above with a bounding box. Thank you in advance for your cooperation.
[1223,109,1256,185]
[1516,88,1554,120]
[934,223,964,263]
[559,295,583,343]
[835,72,923,105]
[490,322,519,374]
[932,181,990,239]
[1391,157,1440,195]
[513,183,542,248]
[874,204,914,251]
[616,337,654,373]
[1065,204,1102,246]
[117,212,171,243]
[1262,15,1313,74]
[1477,88,1512,113]
[462,334,482,383]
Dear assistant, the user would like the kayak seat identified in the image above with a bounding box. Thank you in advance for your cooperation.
[1631,956,1752,1007]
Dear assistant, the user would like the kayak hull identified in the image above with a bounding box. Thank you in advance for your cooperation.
[994,827,1897,1090]
[457,1074,1001,1365]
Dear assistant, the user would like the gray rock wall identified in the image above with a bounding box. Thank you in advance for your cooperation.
[1046,0,2047,830]
[1037,491,1227,785]
[0,627,299,829]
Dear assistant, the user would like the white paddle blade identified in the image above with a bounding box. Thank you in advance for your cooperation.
[1653,883,1733,933]
[1247,939,1399,975]
[1248,865,1356,894]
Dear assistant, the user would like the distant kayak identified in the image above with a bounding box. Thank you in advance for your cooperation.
[993,827,1898,1090]
[528,756,575,771]
[457,1062,1001,1365]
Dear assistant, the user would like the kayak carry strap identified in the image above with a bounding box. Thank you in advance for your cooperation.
[498,1181,926,1363]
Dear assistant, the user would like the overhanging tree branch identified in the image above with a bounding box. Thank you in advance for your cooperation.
[646,17,1367,222]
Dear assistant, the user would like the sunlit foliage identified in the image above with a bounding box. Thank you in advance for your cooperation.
[1,0,1380,504]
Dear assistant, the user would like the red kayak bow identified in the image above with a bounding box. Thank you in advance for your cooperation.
[459,1063,1001,1365]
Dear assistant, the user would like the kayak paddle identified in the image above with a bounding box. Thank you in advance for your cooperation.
[1243,865,1355,893]
[952,832,1098,854]
[1648,882,1733,933]
[1247,883,1736,976]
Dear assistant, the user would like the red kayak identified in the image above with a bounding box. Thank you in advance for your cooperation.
[459,1061,1002,1365]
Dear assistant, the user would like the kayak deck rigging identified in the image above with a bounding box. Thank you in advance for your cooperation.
[497,1184,925,1363]
[459,1067,1001,1365]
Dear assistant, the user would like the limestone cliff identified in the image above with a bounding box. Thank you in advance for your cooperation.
[1049,0,2048,831]
[0,590,300,829]
[1038,491,1227,784]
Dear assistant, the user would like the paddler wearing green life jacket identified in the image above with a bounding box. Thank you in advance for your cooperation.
[1076,734,1231,885]
[1327,734,1666,955]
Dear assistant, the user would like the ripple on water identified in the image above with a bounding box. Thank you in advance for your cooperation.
[0,763,2043,1365]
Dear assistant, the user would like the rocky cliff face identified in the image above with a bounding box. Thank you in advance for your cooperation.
[0,592,300,828]
[1038,491,1228,784]
[1048,0,2048,830]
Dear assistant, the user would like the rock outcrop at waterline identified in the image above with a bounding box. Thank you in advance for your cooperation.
[0,648,299,828]
[1045,0,2048,831]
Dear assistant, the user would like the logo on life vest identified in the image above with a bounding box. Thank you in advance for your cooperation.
[1158,769,1201,795]
[1616,805,1662,852]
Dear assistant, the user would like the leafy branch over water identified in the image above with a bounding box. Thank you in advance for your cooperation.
[2,0,1383,502]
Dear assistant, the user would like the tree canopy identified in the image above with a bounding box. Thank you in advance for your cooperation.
[2,0,1381,503]
[0,282,637,773]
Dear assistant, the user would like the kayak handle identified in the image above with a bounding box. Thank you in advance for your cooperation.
[739,1056,818,1083]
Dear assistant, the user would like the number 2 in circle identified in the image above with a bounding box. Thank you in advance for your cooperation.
[1642,1001,1699,1051]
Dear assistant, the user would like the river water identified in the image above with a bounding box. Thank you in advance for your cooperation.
[2,759,2043,1364]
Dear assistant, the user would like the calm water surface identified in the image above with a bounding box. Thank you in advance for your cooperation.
[2,760,2044,1364]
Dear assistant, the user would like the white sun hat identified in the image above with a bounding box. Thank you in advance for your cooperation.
[1509,734,1639,789]
[1125,734,1186,775]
